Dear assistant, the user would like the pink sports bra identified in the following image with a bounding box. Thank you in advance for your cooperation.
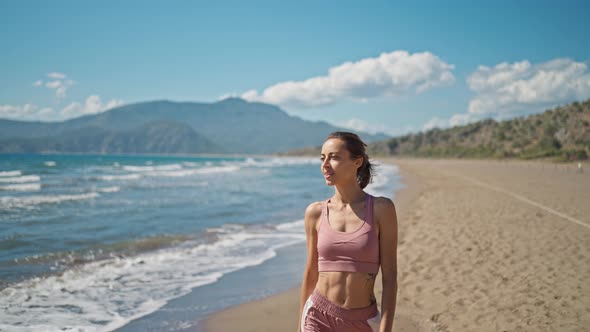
[317,193,380,274]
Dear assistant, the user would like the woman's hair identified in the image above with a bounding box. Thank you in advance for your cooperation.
[326,131,374,189]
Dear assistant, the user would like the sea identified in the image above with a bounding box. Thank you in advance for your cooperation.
[0,153,403,332]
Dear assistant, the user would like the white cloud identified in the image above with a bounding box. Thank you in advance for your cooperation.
[0,104,40,120]
[44,80,61,89]
[239,50,455,108]
[34,72,75,98]
[467,58,590,116]
[217,92,239,101]
[337,118,376,133]
[422,58,590,130]
[61,95,123,118]
[47,72,66,79]
[336,118,415,137]
[422,117,448,131]
[0,95,123,122]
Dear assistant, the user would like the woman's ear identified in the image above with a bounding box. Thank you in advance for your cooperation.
[355,156,364,169]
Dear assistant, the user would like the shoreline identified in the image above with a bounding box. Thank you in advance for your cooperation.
[203,156,590,331]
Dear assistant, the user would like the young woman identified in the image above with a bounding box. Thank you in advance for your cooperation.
[298,131,398,332]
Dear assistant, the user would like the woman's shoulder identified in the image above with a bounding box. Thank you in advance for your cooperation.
[371,195,397,216]
[304,200,324,219]
[304,200,324,232]
[371,195,395,205]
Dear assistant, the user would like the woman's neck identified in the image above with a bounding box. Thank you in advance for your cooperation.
[332,183,366,205]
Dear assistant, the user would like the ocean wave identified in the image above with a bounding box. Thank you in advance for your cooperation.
[274,218,304,231]
[0,219,305,331]
[0,183,41,192]
[0,192,100,210]
[123,157,320,177]
[9,234,192,267]
[232,157,321,168]
[0,175,41,183]
[182,161,201,167]
[96,186,120,193]
[44,161,56,167]
[98,174,142,181]
[122,164,183,172]
[132,181,209,189]
[0,170,22,177]
[92,164,242,181]
[144,165,240,177]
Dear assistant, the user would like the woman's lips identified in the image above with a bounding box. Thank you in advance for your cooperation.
[324,172,334,179]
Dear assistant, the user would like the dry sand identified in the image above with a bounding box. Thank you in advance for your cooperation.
[204,158,590,332]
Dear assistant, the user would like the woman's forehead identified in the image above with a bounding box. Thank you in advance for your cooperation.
[321,138,348,154]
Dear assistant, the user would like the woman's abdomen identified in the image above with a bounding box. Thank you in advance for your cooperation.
[316,271,376,308]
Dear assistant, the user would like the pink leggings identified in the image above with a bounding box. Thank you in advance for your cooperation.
[301,289,379,332]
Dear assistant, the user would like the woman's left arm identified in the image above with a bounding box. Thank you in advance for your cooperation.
[377,197,399,332]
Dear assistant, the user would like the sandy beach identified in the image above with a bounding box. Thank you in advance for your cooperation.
[203,158,590,332]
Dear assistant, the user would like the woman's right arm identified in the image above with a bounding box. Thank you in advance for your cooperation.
[297,202,321,332]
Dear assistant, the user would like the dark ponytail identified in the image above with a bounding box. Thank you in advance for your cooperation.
[326,131,374,189]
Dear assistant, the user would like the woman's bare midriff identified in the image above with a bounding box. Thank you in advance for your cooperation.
[315,271,377,308]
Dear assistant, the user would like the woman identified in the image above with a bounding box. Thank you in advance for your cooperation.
[298,131,398,332]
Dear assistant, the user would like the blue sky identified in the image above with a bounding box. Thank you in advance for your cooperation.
[1,1,589,136]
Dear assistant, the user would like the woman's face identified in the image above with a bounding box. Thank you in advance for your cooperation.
[320,138,362,186]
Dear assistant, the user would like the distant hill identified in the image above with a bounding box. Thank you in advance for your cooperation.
[283,100,590,161]
[0,121,221,154]
[0,98,389,154]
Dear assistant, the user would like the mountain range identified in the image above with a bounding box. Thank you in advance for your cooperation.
[0,98,389,154]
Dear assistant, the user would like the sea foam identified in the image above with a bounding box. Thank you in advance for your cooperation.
[0,219,305,332]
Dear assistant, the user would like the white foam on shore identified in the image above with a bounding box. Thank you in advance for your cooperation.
[365,161,400,199]
[275,218,305,231]
[0,175,40,183]
[0,170,22,177]
[0,219,305,332]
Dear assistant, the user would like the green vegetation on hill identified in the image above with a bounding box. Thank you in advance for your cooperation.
[283,100,590,161]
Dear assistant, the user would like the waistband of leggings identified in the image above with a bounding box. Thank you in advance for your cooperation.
[310,288,378,321]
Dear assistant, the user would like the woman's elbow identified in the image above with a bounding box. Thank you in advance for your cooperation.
[381,270,397,287]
